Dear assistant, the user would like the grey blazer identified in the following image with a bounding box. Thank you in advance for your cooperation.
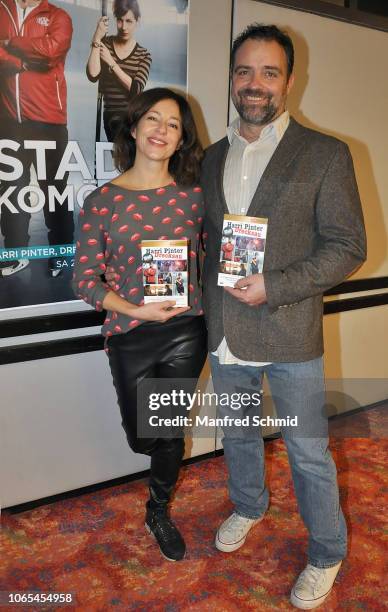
[201,117,367,362]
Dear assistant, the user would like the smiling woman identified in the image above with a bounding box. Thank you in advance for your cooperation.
[129,99,183,168]
[72,87,207,563]
[113,88,202,185]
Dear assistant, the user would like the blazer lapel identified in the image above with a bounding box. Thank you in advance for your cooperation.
[218,139,230,215]
[210,137,230,218]
[246,118,306,217]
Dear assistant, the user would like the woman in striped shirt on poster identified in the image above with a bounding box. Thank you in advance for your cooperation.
[87,0,152,142]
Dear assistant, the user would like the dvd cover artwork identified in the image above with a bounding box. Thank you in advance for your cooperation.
[141,240,188,306]
[217,214,268,288]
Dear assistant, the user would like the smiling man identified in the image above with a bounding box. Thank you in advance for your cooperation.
[201,24,366,609]
[231,36,294,139]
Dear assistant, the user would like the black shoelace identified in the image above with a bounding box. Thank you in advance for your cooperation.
[152,515,181,542]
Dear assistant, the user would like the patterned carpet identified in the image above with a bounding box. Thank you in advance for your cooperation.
[1,406,387,611]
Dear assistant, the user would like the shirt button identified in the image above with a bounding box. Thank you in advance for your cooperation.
[241,208,246,213]
[243,176,248,180]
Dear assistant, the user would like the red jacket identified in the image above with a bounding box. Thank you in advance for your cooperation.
[0,0,72,124]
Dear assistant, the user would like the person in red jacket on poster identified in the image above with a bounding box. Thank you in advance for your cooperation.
[144,262,157,284]
[0,0,74,277]
[221,237,234,261]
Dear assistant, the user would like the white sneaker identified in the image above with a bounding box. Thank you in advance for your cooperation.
[215,512,261,552]
[0,259,29,277]
[290,561,342,609]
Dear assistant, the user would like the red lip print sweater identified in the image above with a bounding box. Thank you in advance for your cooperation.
[72,182,204,337]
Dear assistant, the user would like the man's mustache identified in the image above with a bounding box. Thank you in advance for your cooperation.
[238,88,273,100]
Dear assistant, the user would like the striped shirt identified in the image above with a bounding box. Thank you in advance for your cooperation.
[215,110,290,366]
[92,38,151,112]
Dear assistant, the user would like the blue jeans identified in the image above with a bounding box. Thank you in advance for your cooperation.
[209,354,347,568]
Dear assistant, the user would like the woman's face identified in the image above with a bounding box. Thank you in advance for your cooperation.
[132,99,183,164]
[116,10,137,41]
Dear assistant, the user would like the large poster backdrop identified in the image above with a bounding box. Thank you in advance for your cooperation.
[0,0,188,314]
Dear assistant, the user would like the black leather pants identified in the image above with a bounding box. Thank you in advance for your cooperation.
[108,315,207,504]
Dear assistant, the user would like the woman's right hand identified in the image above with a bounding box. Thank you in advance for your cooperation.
[104,267,190,322]
[135,301,191,322]
[93,17,109,44]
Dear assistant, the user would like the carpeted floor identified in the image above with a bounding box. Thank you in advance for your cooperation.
[1,406,387,611]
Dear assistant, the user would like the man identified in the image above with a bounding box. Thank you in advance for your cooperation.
[0,0,73,277]
[250,256,258,275]
[238,262,246,277]
[201,24,366,609]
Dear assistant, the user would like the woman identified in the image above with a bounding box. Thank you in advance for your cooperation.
[87,0,151,142]
[73,88,207,562]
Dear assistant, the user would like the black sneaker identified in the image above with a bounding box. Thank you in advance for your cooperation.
[145,504,186,561]
[48,258,63,278]
[49,267,63,278]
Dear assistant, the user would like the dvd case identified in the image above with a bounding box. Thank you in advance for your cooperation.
[141,240,188,305]
[217,214,268,288]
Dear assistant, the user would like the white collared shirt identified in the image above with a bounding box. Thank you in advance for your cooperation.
[215,110,290,366]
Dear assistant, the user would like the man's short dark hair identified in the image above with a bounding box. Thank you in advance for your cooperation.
[113,0,140,20]
[231,23,294,80]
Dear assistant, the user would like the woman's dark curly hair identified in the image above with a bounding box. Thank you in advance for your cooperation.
[113,88,203,186]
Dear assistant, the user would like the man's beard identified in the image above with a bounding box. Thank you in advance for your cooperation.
[232,88,278,126]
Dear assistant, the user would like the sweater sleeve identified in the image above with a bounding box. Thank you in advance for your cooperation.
[130,50,151,95]
[72,191,111,311]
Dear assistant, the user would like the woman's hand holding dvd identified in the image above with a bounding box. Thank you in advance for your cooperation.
[135,301,190,322]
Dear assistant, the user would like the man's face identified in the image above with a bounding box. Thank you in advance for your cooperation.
[231,38,294,128]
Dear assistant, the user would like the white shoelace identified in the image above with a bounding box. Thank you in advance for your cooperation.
[297,565,326,594]
[223,513,254,537]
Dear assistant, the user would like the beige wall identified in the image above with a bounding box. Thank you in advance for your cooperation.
[188,0,233,146]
